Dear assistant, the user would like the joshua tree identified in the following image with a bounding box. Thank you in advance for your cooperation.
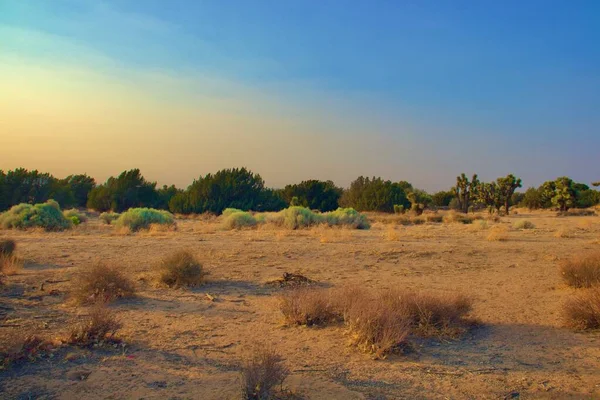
[496,174,522,215]
[453,173,479,213]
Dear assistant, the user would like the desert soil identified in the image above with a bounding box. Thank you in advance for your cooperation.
[1,211,599,399]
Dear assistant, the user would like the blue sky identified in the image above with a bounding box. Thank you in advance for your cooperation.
[1,0,599,190]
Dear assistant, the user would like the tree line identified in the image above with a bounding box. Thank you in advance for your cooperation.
[0,168,598,214]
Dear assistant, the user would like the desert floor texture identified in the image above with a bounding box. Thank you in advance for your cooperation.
[1,210,599,399]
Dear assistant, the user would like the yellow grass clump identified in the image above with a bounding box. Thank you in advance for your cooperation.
[563,287,600,330]
[560,253,600,288]
[486,225,509,241]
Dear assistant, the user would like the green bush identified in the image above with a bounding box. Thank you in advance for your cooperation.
[99,212,120,225]
[0,200,72,231]
[221,209,257,229]
[277,206,325,229]
[64,209,88,224]
[393,205,405,214]
[325,208,370,229]
[115,208,175,231]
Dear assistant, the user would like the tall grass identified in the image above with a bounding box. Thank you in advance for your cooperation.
[0,200,72,231]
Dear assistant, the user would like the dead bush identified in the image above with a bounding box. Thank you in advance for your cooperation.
[279,287,338,326]
[0,239,16,256]
[241,346,289,400]
[1,335,55,368]
[343,292,411,358]
[442,211,473,224]
[399,291,473,337]
[156,250,205,288]
[486,225,509,241]
[68,304,122,346]
[72,263,135,305]
[563,287,600,330]
[560,253,600,288]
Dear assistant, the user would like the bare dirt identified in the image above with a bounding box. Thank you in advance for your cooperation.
[1,211,599,399]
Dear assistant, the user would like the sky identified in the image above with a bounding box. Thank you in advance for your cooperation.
[1,0,599,191]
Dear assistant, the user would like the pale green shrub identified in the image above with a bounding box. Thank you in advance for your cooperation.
[277,206,325,229]
[325,208,370,229]
[0,200,72,231]
[221,210,257,229]
[115,208,175,231]
[99,212,120,225]
[64,209,88,224]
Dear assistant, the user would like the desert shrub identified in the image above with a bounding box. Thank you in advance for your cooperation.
[486,225,509,241]
[0,200,72,231]
[241,347,289,400]
[221,209,258,230]
[275,206,324,229]
[279,288,338,326]
[72,263,135,304]
[115,208,175,231]
[558,209,596,217]
[157,250,205,288]
[325,207,370,229]
[563,287,600,330]
[63,209,88,224]
[100,211,120,225]
[68,304,121,347]
[1,335,55,369]
[393,205,405,214]
[471,220,489,230]
[442,211,473,224]
[560,253,600,288]
[398,292,473,337]
[342,291,411,358]
[424,213,443,223]
[0,239,16,257]
[513,220,535,230]
[0,254,22,275]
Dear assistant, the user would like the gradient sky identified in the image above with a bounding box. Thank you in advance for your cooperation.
[1,0,599,191]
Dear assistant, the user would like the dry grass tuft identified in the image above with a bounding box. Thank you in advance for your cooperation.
[342,292,411,358]
[560,253,600,288]
[241,346,289,400]
[156,250,205,288]
[72,263,135,305]
[383,226,400,241]
[558,209,596,217]
[68,304,122,346]
[400,291,473,338]
[442,211,473,225]
[469,220,489,231]
[513,220,535,230]
[1,335,56,369]
[554,228,573,238]
[486,225,509,241]
[0,254,23,275]
[0,239,16,256]
[563,287,600,330]
[279,287,338,326]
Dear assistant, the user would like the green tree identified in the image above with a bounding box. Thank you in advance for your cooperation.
[542,177,576,212]
[431,190,454,207]
[87,169,159,212]
[339,176,410,212]
[282,180,342,211]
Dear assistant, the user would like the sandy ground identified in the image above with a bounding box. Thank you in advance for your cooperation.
[1,210,599,399]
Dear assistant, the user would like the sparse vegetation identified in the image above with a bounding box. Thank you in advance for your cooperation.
[0,200,72,231]
[72,263,135,304]
[115,208,175,231]
[560,253,600,288]
[221,209,258,229]
[279,288,338,326]
[68,304,122,347]
[1,335,55,369]
[100,211,120,225]
[63,208,88,225]
[563,287,600,330]
[513,220,535,230]
[442,211,473,224]
[0,239,16,257]
[241,347,289,400]
[156,250,205,288]
[486,225,509,241]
